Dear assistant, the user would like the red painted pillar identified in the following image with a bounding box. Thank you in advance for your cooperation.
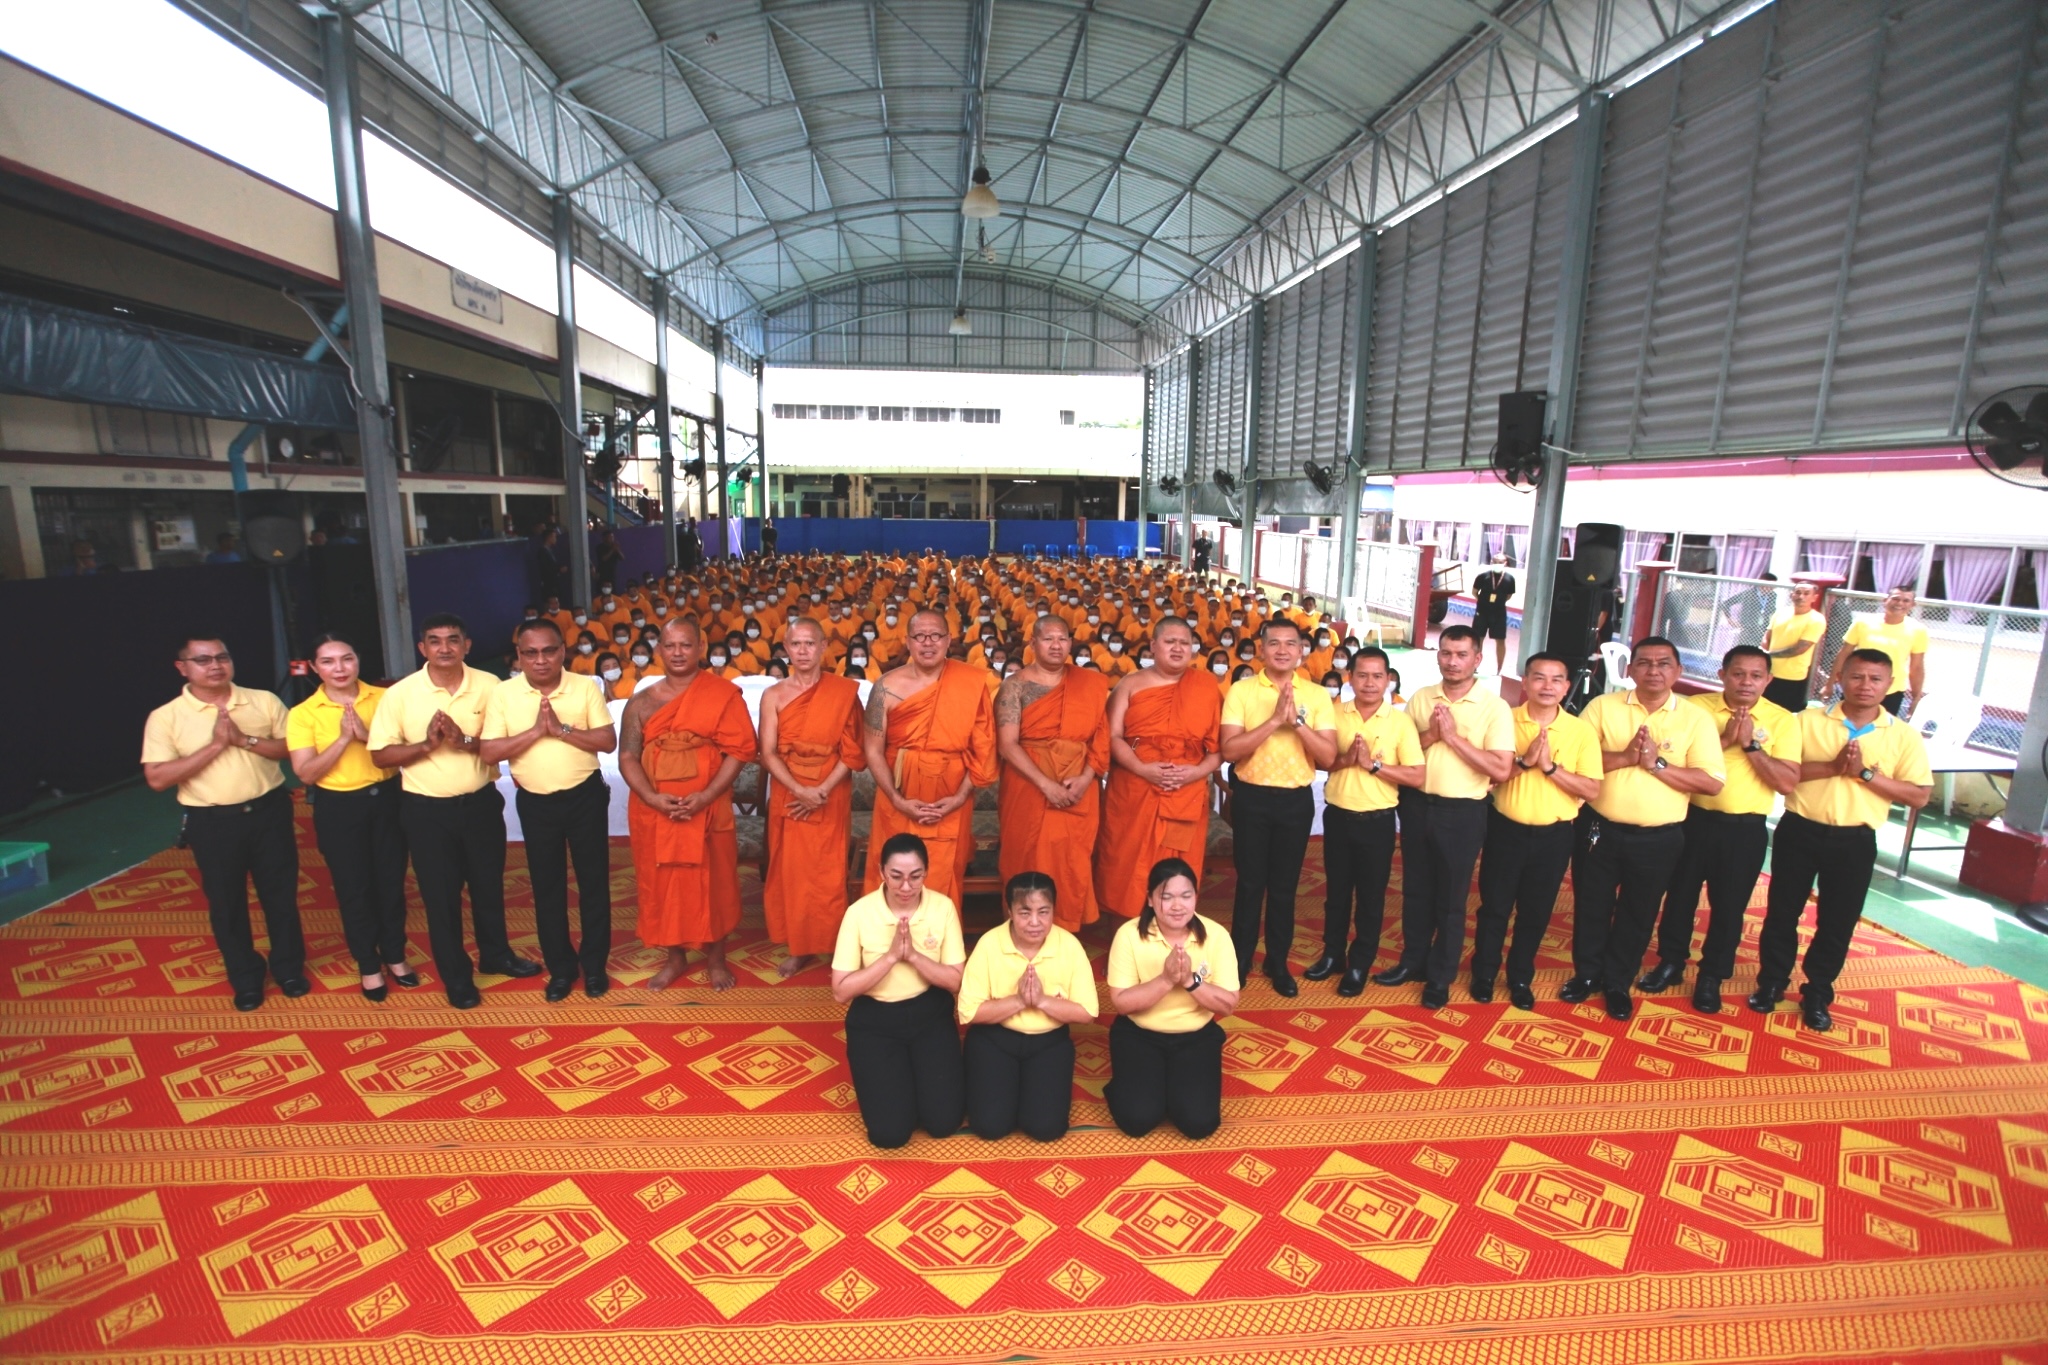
[1412,544,1436,647]
[1631,559,1673,644]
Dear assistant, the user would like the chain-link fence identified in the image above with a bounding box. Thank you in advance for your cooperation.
[1656,573,1796,685]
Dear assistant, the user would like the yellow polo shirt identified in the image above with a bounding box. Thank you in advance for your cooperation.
[1768,609,1824,681]
[1405,683,1515,800]
[366,664,499,798]
[1221,670,1336,788]
[1842,617,1929,691]
[285,684,392,792]
[1580,690,1725,826]
[482,672,614,794]
[831,888,966,1003]
[141,684,288,807]
[1106,914,1238,1034]
[1491,706,1603,826]
[1690,692,1800,815]
[1786,704,1933,830]
[1324,701,1423,813]
[955,923,1100,1032]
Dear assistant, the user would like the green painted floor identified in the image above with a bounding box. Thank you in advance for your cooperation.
[0,782,186,927]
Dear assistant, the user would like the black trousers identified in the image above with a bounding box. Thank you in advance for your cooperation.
[1756,811,1877,1005]
[184,788,304,996]
[311,781,410,974]
[515,773,612,979]
[1229,778,1314,979]
[399,785,512,993]
[1571,814,1686,991]
[1105,1016,1223,1140]
[1397,794,1489,988]
[1322,805,1397,969]
[964,1024,1073,1141]
[1763,677,1809,714]
[1881,690,1905,716]
[1470,811,1575,987]
[1654,807,1768,981]
[845,990,965,1148]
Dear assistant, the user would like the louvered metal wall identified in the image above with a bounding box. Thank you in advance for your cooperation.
[1144,347,1191,513]
[1260,250,1363,484]
[1188,312,1254,507]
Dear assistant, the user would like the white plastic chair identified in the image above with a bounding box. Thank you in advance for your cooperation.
[1598,640,1634,692]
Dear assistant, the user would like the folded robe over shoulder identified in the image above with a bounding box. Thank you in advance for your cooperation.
[1092,670,1220,917]
[764,674,867,956]
[631,674,758,949]
[998,667,1111,931]
[863,660,997,907]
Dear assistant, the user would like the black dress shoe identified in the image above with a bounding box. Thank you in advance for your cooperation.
[585,972,610,999]
[1558,975,1599,1003]
[1746,986,1784,1014]
[1301,953,1342,982]
[1800,1000,1834,1032]
[480,956,542,979]
[544,975,576,1003]
[1371,964,1418,987]
[1420,982,1450,1011]
[1692,978,1724,1014]
[277,976,311,998]
[1508,982,1536,1011]
[1604,989,1634,1022]
[447,983,482,1010]
[233,989,264,1012]
[1636,960,1685,993]
[1468,977,1494,1004]
[388,968,422,989]
[361,982,388,1003]
[1336,968,1367,997]
[1266,969,1299,998]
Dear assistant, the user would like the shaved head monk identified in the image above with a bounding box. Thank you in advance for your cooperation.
[618,616,759,991]
[1093,616,1223,918]
[996,614,1111,931]
[758,616,867,977]
[862,608,998,906]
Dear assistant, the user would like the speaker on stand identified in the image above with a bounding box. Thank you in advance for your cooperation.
[1549,522,1622,713]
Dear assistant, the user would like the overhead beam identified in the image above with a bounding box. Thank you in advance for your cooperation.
[1336,233,1376,606]
[553,197,594,606]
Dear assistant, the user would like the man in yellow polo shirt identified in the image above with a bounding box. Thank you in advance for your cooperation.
[1375,625,1514,1011]
[1220,618,1338,995]
[1567,636,1725,1022]
[141,633,305,1012]
[1752,649,1931,1032]
[1303,648,1424,997]
[369,613,541,1010]
[482,619,619,1002]
[1826,586,1927,717]
[1763,581,1824,713]
[1469,652,1602,1011]
[1640,645,1802,1014]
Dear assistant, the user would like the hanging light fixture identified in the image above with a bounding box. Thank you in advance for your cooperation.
[947,307,972,336]
[977,223,997,264]
[961,163,1000,218]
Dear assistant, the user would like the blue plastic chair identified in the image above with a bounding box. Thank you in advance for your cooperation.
[1062,543,1079,559]
[1116,546,1134,560]
[1021,543,1038,559]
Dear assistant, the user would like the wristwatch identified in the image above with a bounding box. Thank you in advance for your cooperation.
[243,733,260,749]
[1543,762,1560,775]
[1514,755,1533,770]
[1652,757,1669,771]
[1368,759,1384,775]
[1858,766,1876,782]
[1742,739,1763,753]
[1189,964,1209,989]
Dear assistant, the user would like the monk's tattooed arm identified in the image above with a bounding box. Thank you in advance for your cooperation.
[863,682,889,734]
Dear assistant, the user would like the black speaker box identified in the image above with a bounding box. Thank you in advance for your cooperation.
[1497,391,1547,463]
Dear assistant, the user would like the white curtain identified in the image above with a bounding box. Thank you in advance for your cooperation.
[1800,539,1853,576]
[1485,526,1505,559]
[1508,526,1530,566]
[1622,531,1670,575]
[1865,542,1922,595]
[1940,546,2008,604]
[1718,534,1772,580]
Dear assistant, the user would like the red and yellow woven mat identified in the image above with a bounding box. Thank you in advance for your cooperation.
[3,793,2046,1363]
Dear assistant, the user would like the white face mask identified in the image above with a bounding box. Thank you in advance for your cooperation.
[746,628,759,638]
[577,642,593,655]
[601,667,621,682]
[710,654,727,666]
[1326,684,1342,697]
[811,592,822,602]
[1087,614,1099,623]
[632,654,650,668]
[1230,616,1242,626]
[655,605,667,615]
[1212,662,1229,675]
[573,614,588,625]
[1109,641,1123,653]
[864,628,877,640]
[851,654,867,666]
[885,616,897,626]
[1139,655,1153,667]
[977,613,990,623]
[614,636,629,646]
[1333,654,1349,670]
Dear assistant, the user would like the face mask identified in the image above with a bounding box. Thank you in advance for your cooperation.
[1212,662,1229,675]
[601,667,621,682]
[885,616,897,627]
[1230,616,1243,626]
[655,605,667,616]
[1087,614,1099,623]
[1317,637,1330,648]
[613,635,629,646]
[632,654,650,668]
[864,629,877,640]
[574,614,588,625]
[710,654,727,667]
[1238,647,1255,660]
[991,657,1007,669]
[1326,685,1342,697]
[977,613,990,623]
[577,643,593,655]
[523,612,538,621]
[1139,655,1153,667]
[746,628,759,638]
[1109,641,1123,653]
[851,654,867,667]
[811,592,822,602]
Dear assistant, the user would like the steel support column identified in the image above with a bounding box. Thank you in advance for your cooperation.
[1138,366,1154,559]
[712,328,729,557]
[1521,91,1609,670]
[317,11,411,675]
[1239,299,1264,580]
[653,281,677,572]
[1336,235,1378,607]
[1181,338,1200,572]
[755,357,768,527]
[2003,627,2048,834]
[551,197,593,604]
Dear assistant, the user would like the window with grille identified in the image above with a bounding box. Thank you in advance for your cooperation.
[1059,410,1075,425]
[913,407,953,422]
[959,408,1000,424]
[820,405,856,420]
[772,404,818,420]
[868,406,906,421]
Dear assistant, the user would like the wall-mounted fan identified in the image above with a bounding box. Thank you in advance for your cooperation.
[1966,387,2048,492]
[1211,468,1238,495]
[1157,474,1182,496]
[1303,460,1337,495]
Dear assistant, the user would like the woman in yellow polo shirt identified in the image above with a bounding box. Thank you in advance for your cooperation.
[957,872,1100,1142]
[1104,857,1240,1139]
[286,633,416,1002]
[830,833,967,1148]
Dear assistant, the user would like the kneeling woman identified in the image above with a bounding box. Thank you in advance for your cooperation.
[831,833,967,1147]
[1104,857,1239,1139]
[956,872,1099,1141]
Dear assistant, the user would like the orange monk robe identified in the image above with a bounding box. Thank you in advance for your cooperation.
[998,668,1111,931]
[631,676,759,948]
[863,660,998,906]
[764,675,868,956]
[1092,670,1221,918]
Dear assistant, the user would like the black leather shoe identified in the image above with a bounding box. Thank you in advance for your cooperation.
[233,989,264,1012]
[1371,964,1418,987]
[1336,968,1367,997]
[447,983,482,1010]
[1558,975,1599,1003]
[480,956,542,979]
[1266,969,1299,998]
[1800,1000,1834,1032]
[277,976,311,998]
[388,967,422,989]
[585,972,610,999]
[1604,989,1634,1022]
[361,982,388,1003]
[1636,960,1685,993]
[1468,977,1494,1004]
[1301,953,1342,982]
[1692,978,1723,1014]
[1746,986,1784,1015]
[1508,982,1536,1011]
[544,975,576,1003]
[1420,982,1450,1011]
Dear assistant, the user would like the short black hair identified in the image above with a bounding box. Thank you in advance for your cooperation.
[1438,624,1479,646]
[176,633,228,658]
[514,618,565,645]
[1523,651,1572,676]
[418,612,468,639]
[1722,644,1770,669]
[1259,617,1302,640]
[1632,635,1680,661]
[1004,871,1057,909]
[1349,646,1393,672]
[878,832,930,868]
[1845,647,1894,674]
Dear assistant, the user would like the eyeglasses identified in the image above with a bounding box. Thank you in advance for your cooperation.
[180,652,232,666]
[908,632,947,644]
